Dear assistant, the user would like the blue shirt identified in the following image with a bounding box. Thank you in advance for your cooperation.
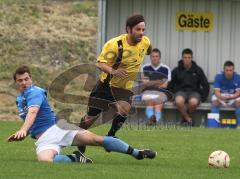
[143,63,171,81]
[214,72,240,94]
[16,84,56,138]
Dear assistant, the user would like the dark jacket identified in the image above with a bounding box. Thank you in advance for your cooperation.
[168,60,210,102]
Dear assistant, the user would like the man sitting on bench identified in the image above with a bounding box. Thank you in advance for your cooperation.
[211,61,240,126]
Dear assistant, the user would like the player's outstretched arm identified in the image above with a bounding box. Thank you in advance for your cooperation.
[7,106,39,142]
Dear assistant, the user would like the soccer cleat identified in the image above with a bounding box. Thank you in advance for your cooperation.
[146,115,157,126]
[73,151,93,163]
[135,149,157,160]
[180,118,194,127]
[77,145,86,153]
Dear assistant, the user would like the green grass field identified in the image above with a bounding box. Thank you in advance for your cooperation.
[1,121,240,179]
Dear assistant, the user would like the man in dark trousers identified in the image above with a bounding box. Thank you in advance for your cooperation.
[169,48,209,125]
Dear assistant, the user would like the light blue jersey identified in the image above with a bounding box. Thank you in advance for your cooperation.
[214,72,240,94]
[16,84,56,138]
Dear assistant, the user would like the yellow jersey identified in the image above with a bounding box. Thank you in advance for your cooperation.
[98,34,151,90]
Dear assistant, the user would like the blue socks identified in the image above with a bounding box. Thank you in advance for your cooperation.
[155,111,162,122]
[235,108,240,125]
[53,154,76,163]
[145,107,154,118]
[103,136,140,158]
[145,107,162,122]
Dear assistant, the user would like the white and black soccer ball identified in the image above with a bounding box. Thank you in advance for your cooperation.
[208,150,230,168]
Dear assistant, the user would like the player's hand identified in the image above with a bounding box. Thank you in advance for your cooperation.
[111,68,127,78]
[7,130,27,142]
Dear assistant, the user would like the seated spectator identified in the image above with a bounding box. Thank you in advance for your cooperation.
[211,61,240,126]
[141,48,171,124]
[168,48,209,125]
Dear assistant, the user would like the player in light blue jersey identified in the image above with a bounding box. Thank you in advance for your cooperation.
[211,61,240,125]
[16,84,56,138]
[7,66,156,163]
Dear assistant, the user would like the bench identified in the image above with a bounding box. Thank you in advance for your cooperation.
[128,87,236,126]
[132,101,235,111]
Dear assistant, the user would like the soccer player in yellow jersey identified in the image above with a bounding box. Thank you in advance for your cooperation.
[78,14,151,153]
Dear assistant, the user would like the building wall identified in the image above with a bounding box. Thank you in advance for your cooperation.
[101,0,240,81]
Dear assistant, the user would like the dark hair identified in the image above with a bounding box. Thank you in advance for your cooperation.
[151,48,161,57]
[182,48,193,57]
[224,60,234,68]
[126,14,145,33]
[13,65,31,81]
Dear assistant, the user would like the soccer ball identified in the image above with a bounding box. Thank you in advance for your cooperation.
[208,150,230,168]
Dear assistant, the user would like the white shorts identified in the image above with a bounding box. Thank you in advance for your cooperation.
[35,124,80,155]
[142,90,168,103]
[212,94,240,106]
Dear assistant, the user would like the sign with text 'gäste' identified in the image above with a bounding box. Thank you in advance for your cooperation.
[176,12,213,32]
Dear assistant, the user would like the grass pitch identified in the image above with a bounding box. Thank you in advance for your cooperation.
[1,121,240,179]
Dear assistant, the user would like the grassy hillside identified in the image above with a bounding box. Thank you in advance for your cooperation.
[0,0,98,121]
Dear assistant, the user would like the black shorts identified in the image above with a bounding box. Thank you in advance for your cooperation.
[174,91,201,102]
[87,81,133,116]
